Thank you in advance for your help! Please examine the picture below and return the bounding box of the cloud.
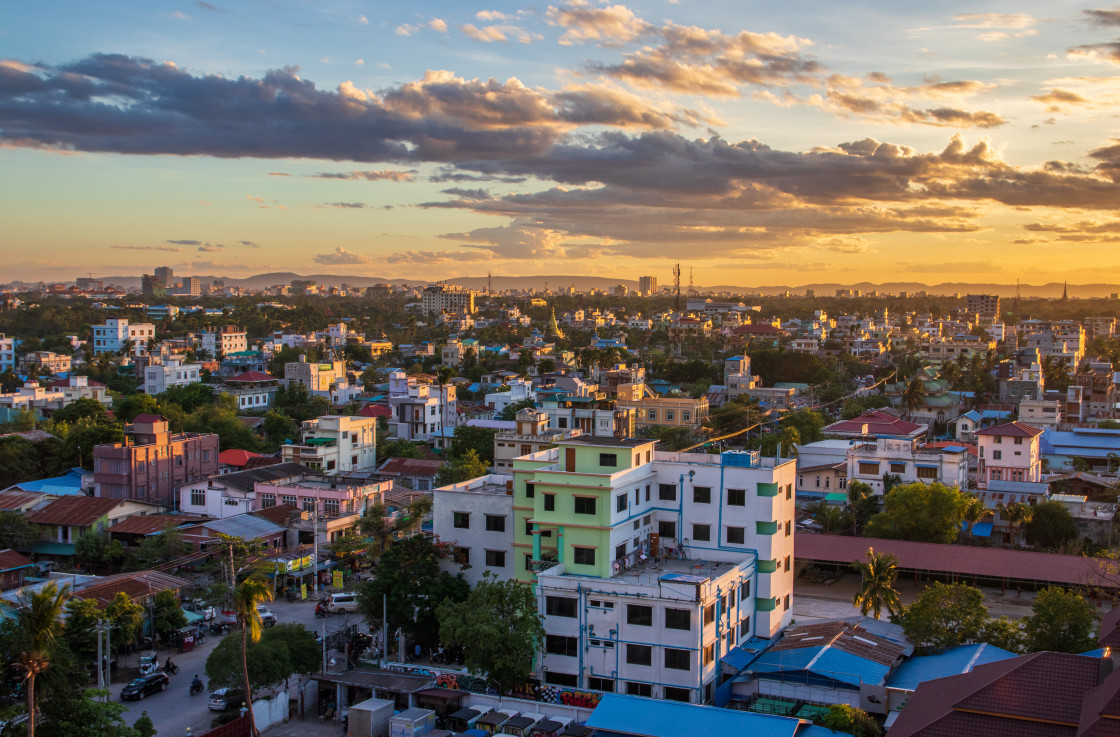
[310,170,416,181]
[166,239,202,245]
[268,171,290,177]
[1084,9,1120,26]
[357,14,369,25]
[355,59,364,66]
[396,23,418,36]
[172,11,189,21]
[383,249,493,264]
[461,23,507,42]
[327,202,366,208]
[246,195,264,202]
[197,243,224,251]
[239,240,261,248]
[1031,88,1091,112]
[440,187,491,200]
[1069,42,1120,63]
[429,18,447,33]
[195,1,224,11]
[477,11,508,21]
[951,13,1036,29]
[312,247,373,265]
[111,244,183,252]
[546,1,654,46]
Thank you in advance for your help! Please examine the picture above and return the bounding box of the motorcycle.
[163,662,180,676]
[190,680,204,696]
[314,601,329,618]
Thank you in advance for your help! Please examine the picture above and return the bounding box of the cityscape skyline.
[4,1,1120,283]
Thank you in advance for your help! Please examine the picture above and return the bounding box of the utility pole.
[105,623,110,701]
[382,594,388,669]
[96,618,104,694]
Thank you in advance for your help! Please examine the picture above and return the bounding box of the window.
[659,520,676,539]
[524,554,533,571]
[783,594,790,611]
[784,555,791,572]
[659,484,677,501]
[727,527,745,544]
[588,677,614,693]
[485,514,506,532]
[992,450,1002,460]
[994,436,1002,444]
[665,608,691,630]
[261,493,275,508]
[858,462,878,475]
[453,512,470,529]
[891,462,906,474]
[704,604,715,625]
[664,648,691,671]
[682,411,691,422]
[615,543,627,561]
[785,520,792,537]
[546,596,577,618]
[626,682,652,697]
[693,487,711,504]
[599,453,617,467]
[664,686,690,702]
[739,619,751,638]
[557,417,568,429]
[626,644,652,665]
[1014,437,1023,445]
[573,546,596,565]
[727,488,745,506]
[589,599,615,609]
[665,411,675,421]
[544,494,556,512]
[485,550,506,567]
[916,466,937,480]
[703,644,715,665]
[574,497,597,515]
[190,488,205,507]
[627,604,653,626]
[546,635,578,657]
[525,482,535,498]
[544,672,578,687]
[454,547,470,565]
[692,524,710,542]
[617,495,628,513]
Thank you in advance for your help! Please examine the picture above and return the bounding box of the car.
[120,672,169,701]
[326,592,358,614]
[185,600,215,621]
[208,687,246,712]
[257,605,276,627]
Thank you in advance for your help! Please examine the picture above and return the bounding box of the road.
[108,595,366,736]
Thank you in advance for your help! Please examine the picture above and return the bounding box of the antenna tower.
[487,271,491,296]
[689,267,694,296]
[673,263,681,313]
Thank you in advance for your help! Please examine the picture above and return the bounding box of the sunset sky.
[3,1,1120,286]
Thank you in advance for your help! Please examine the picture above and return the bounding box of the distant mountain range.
[72,273,1120,299]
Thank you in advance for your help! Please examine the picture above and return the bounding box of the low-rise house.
[376,457,444,491]
[822,410,926,441]
[26,496,160,558]
[1048,493,1117,545]
[0,550,34,590]
[216,371,279,411]
[18,351,71,375]
[178,462,312,517]
[281,415,378,474]
[795,461,847,499]
[846,437,969,496]
[975,421,1043,488]
[615,383,709,430]
[142,359,201,395]
[178,513,286,552]
[1018,398,1062,432]
[1042,426,1120,472]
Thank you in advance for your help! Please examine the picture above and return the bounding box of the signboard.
[332,571,343,589]
[300,583,307,601]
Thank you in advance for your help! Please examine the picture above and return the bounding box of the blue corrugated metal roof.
[750,645,891,687]
[584,694,800,737]
[886,643,1015,691]
[970,522,994,537]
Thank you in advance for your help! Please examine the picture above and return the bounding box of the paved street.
[108,593,367,736]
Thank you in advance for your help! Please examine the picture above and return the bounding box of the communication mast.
[673,263,681,313]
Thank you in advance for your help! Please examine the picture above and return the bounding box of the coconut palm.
[816,506,850,535]
[998,502,1034,546]
[961,496,986,541]
[17,582,71,737]
[234,576,274,737]
[852,548,903,620]
[901,377,925,421]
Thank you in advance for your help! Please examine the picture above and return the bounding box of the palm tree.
[939,361,961,391]
[846,481,871,536]
[816,506,849,535]
[852,548,902,620]
[233,576,274,737]
[17,582,70,737]
[998,502,1033,546]
[960,496,986,541]
[901,377,925,421]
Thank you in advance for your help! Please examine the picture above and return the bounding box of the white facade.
[1019,399,1062,432]
[281,415,378,473]
[386,371,459,441]
[421,284,475,315]
[846,437,969,495]
[485,379,534,417]
[143,360,201,395]
[0,334,18,371]
[433,474,516,587]
[976,422,1043,489]
[201,326,248,356]
[92,318,156,355]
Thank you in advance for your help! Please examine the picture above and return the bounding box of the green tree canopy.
[205,623,319,692]
[1024,587,1097,653]
[151,589,187,639]
[815,704,882,737]
[434,449,489,487]
[449,426,498,464]
[863,482,973,544]
[498,398,537,421]
[104,591,144,652]
[899,582,989,653]
[358,535,469,648]
[0,509,41,550]
[50,398,110,426]
[62,598,102,663]
[1024,501,1079,550]
[851,548,902,620]
[437,573,544,694]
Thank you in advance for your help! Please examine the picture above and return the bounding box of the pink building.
[975,421,1044,489]
[93,414,219,507]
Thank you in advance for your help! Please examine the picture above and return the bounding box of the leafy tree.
[159,382,216,413]
[0,509,41,550]
[130,528,190,570]
[901,377,925,419]
[184,402,261,452]
[16,581,71,737]
[437,573,544,695]
[50,398,110,425]
[449,426,498,464]
[852,548,902,620]
[780,409,827,444]
[1024,501,1078,550]
[497,398,537,421]
[899,582,988,653]
[864,482,972,544]
[206,623,319,692]
[815,704,882,737]
[434,449,489,487]
[104,591,144,653]
[378,438,429,461]
[233,576,274,737]
[38,688,142,737]
[113,394,159,424]
[133,711,156,737]
[151,589,187,640]
[1023,587,1097,653]
[53,416,125,471]
[358,535,469,648]
[62,598,102,663]
[979,616,1026,654]
[0,436,43,489]
[358,496,433,557]
[846,481,877,535]
[262,410,299,448]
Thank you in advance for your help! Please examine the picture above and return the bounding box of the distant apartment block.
[387,370,459,442]
[493,408,581,473]
[965,293,1000,321]
[638,275,658,295]
[616,383,709,430]
[421,284,475,315]
[92,318,156,355]
[17,351,71,376]
[281,414,378,474]
[201,325,248,356]
[93,414,219,506]
[0,334,18,371]
[284,356,347,397]
[142,359,201,395]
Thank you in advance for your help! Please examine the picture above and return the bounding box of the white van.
[327,591,359,614]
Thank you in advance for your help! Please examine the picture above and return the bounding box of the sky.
[3,1,1120,287]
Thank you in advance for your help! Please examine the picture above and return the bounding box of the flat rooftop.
[436,474,512,495]
[606,555,744,585]
[564,436,653,448]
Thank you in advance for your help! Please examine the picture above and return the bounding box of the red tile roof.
[924,441,979,457]
[358,404,392,418]
[249,503,299,526]
[1100,607,1120,648]
[228,371,276,383]
[796,532,1118,588]
[219,449,263,467]
[26,496,124,527]
[0,549,33,571]
[48,378,105,388]
[131,414,167,424]
[823,410,925,437]
[975,421,1044,438]
[377,458,446,477]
